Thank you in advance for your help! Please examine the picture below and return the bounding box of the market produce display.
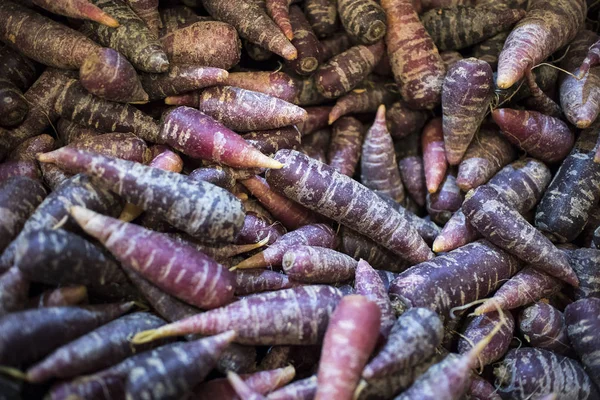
[1,0,600,399]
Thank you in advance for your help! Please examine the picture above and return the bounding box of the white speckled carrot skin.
[355,260,395,338]
[140,65,228,101]
[337,0,387,45]
[225,72,299,103]
[306,0,338,38]
[565,298,600,388]
[564,248,600,300]
[458,311,514,368]
[282,245,357,284]
[422,118,447,194]
[0,267,29,317]
[580,38,600,76]
[328,116,365,177]
[235,270,295,296]
[267,375,317,400]
[286,5,321,76]
[519,302,572,356]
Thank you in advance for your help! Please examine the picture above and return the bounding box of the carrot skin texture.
[315,295,381,400]
[242,126,302,156]
[422,118,448,193]
[318,33,351,63]
[235,214,284,246]
[159,6,204,34]
[389,240,520,320]
[39,148,245,242]
[68,132,152,163]
[432,208,479,253]
[125,0,161,37]
[57,119,102,145]
[266,150,434,264]
[306,0,338,38]
[565,298,600,388]
[8,134,55,162]
[458,311,514,368]
[535,127,600,243]
[471,31,509,70]
[81,0,169,73]
[442,58,494,165]
[464,185,578,286]
[0,45,38,92]
[327,116,365,177]
[492,109,574,164]
[201,0,297,61]
[494,348,599,399]
[361,105,405,203]
[337,0,387,45]
[399,155,426,207]
[0,302,134,367]
[197,86,308,132]
[565,248,600,300]
[0,2,101,69]
[133,286,343,345]
[0,267,29,317]
[224,72,299,103]
[0,160,40,181]
[29,285,88,309]
[266,0,293,41]
[32,0,119,27]
[382,0,445,110]
[354,260,395,338]
[580,38,600,77]
[267,375,317,400]
[496,0,586,89]
[26,312,166,383]
[282,245,357,284]
[286,5,320,76]
[160,21,241,70]
[80,48,149,103]
[0,81,28,128]
[235,270,295,296]
[329,79,396,124]
[519,302,572,356]
[426,171,464,225]
[386,101,427,139]
[362,307,443,380]
[0,177,46,253]
[292,74,328,106]
[300,128,331,163]
[467,376,501,400]
[421,5,525,51]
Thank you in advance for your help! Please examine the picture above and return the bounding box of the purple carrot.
[362,307,443,380]
[7,134,55,162]
[396,133,426,207]
[319,33,351,63]
[68,132,152,163]
[132,286,343,345]
[286,5,321,76]
[140,66,228,101]
[386,101,428,139]
[458,311,514,368]
[0,80,28,127]
[354,260,395,338]
[467,375,501,400]
[222,71,299,103]
[471,31,509,70]
[267,375,317,400]
[426,171,463,225]
[32,0,119,27]
[564,248,600,300]
[158,5,202,34]
[300,128,331,163]
[242,126,302,156]
[0,160,40,181]
[282,246,357,284]
[235,270,296,296]
[328,79,396,124]
[339,227,410,273]
[422,117,447,194]
[297,106,332,136]
[519,302,572,356]
[328,116,365,177]
[337,0,387,45]
[0,267,29,317]
[29,286,88,308]
[125,0,161,36]
[227,371,269,400]
[56,119,102,145]
[306,0,338,38]
[235,214,284,246]
[565,297,600,388]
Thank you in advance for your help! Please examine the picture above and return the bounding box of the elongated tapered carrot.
[328,116,365,177]
[266,150,434,264]
[580,38,600,78]
[243,126,302,156]
[422,117,447,194]
[355,260,395,338]
[267,0,293,41]
[426,171,463,225]
[223,71,299,103]
[282,246,357,284]
[306,0,338,38]
[32,0,119,27]
[328,79,396,124]
[8,134,55,163]
[286,5,321,76]
[125,0,161,37]
[340,227,410,273]
[38,148,246,242]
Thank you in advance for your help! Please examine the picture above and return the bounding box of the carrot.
[281,245,357,284]
[32,0,119,27]
[0,302,134,366]
[319,32,352,62]
[201,0,297,61]
[565,248,600,301]
[442,58,494,165]
[354,259,395,337]
[227,371,269,400]
[565,298,600,388]
[458,311,514,368]
[422,117,447,194]
[421,0,475,10]
[300,128,331,163]
[426,171,463,225]
[328,116,365,177]
[69,132,152,164]
[235,270,295,296]
[494,348,599,399]
[518,302,573,356]
[80,0,169,73]
[340,227,409,273]
[389,240,519,320]
[223,71,299,103]
[0,267,29,317]
[432,208,478,254]
[159,5,203,34]
[0,177,46,253]
[395,133,426,207]
[265,0,293,41]
[315,295,381,400]
[337,0,387,45]
[535,126,600,243]
[456,126,516,191]
[7,134,55,163]
[243,126,302,156]
[39,164,69,191]
[132,285,343,345]
[56,119,101,145]
[471,31,509,70]
[125,0,161,37]
[329,79,396,124]
[382,0,445,109]
[286,5,320,76]
[306,0,338,38]
[421,5,525,51]
[496,0,586,89]
[29,285,88,309]
[160,21,241,69]
[522,70,562,119]
[0,160,41,181]
[267,376,317,400]
[0,45,38,93]
[234,223,336,269]
[297,106,332,136]
[293,74,328,106]
[580,38,600,78]
[315,41,384,98]
[0,80,28,128]
[467,376,501,400]
[266,150,434,264]
[39,148,246,242]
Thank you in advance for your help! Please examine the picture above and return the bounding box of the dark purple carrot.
[396,133,426,207]
[496,0,586,89]
[26,312,166,383]
[68,132,152,164]
[159,5,203,34]
[319,33,351,62]
[522,69,562,119]
[0,45,38,93]
[300,128,331,163]
[39,148,246,242]
[337,0,387,45]
[0,267,29,317]
[315,295,380,400]
[494,348,599,399]
[458,311,514,368]
[492,108,574,164]
[235,270,295,296]
[267,375,317,400]
[535,126,600,243]
[29,286,88,308]
[329,79,397,124]
[298,107,334,137]
[266,150,434,264]
[234,224,336,270]
[57,119,102,145]
[565,297,600,388]
[125,0,161,36]
[0,177,46,253]
[292,74,328,106]
[389,240,520,320]
[519,302,572,356]
[160,21,241,70]
[315,41,384,98]
[361,105,405,203]
[80,48,149,103]
[0,80,28,128]
[236,214,284,246]
[196,86,307,132]
[40,163,70,191]
[7,134,55,163]
[0,302,134,367]
[243,126,302,156]
[439,51,463,70]
[464,185,578,286]
[422,117,447,194]
[266,0,293,41]
[471,31,509,70]
[0,160,40,181]
[306,0,338,38]
[241,176,319,230]
[442,58,494,165]
[223,72,299,103]
[354,260,395,337]
[328,116,365,177]
[80,0,169,73]
[286,5,320,76]
[71,206,236,309]
[282,246,357,284]
[202,0,297,61]
[376,269,399,291]
[132,285,343,345]
[386,101,428,140]
[426,171,464,225]
[362,307,443,380]
[456,126,516,191]
[467,376,501,400]
[564,248,600,300]
[339,227,410,273]
[580,38,600,77]
[432,209,478,254]
[32,0,119,27]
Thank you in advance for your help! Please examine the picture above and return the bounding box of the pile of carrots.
[1,0,600,398]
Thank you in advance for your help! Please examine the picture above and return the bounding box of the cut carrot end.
[233,252,267,270]
[36,151,58,163]
[282,48,298,61]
